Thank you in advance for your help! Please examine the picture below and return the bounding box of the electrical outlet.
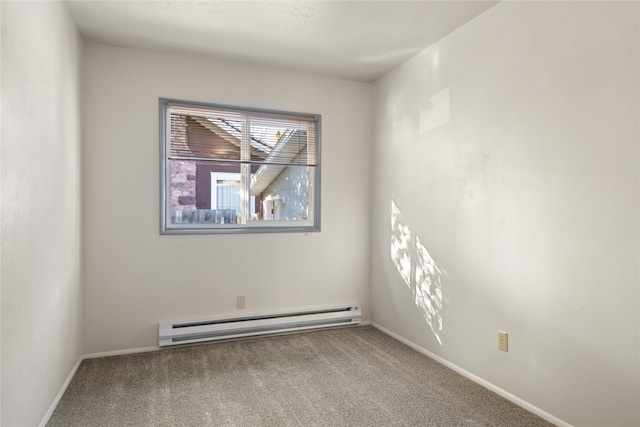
[237,296,245,309]
[498,331,508,352]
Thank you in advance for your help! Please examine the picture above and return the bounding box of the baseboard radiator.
[159,305,361,347]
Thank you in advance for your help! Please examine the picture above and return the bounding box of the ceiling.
[67,1,498,82]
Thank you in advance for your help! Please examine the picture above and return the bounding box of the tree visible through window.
[160,99,321,234]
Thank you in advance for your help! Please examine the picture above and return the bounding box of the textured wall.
[1,2,83,426]
[82,43,373,353]
[371,2,639,426]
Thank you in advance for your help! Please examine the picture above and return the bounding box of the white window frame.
[160,98,321,235]
[210,172,257,220]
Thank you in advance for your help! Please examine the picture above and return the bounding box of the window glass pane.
[169,163,313,224]
[250,129,311,165]
[254,165,313,222]
[215,180,241,211]
[171,114,242,161]
[170,161,245,225]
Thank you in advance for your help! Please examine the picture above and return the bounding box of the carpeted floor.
[47,326,553,426]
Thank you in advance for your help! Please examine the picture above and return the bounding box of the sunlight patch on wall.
[391,85,450,146]
[420,87,450,134]
[390,199,445,345]
[414,236,444,344]
[391,200,412,287]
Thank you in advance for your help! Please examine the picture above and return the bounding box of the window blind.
[167,102,317,167]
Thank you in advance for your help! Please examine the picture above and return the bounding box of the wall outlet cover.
[498,331,508,352]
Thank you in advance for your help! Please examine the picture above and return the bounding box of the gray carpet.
[47,326,553,426]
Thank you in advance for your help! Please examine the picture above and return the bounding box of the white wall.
[371,2,639,426]
[1,1,83,426]
[82,43,372,354]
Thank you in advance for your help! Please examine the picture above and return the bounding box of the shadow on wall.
[390,198,447,345]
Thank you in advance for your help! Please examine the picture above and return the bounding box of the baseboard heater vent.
[159,305,361,347]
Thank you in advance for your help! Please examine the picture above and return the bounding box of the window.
[160,98,321,234]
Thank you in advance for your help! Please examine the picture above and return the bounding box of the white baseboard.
[39,345,160,426]
[38,357,83,427]
[79,322,369,361]
[82,345,160,360]
[371,322,572,427]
